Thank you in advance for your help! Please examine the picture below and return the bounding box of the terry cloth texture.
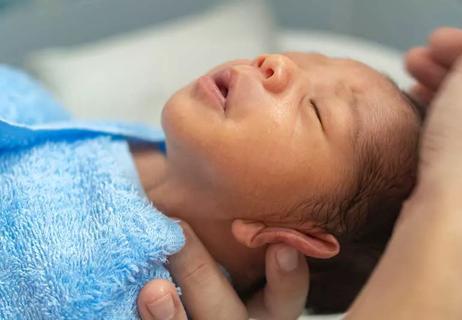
[0,66,184,319]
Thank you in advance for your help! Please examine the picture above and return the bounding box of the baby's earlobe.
[231,219,340,259]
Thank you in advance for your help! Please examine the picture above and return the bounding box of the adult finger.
[169,221,248,320]
[247,245,309,320]
[409,83,434,106]
[428,27,462,68]
[405,47,447,90]
[138,279,188,320]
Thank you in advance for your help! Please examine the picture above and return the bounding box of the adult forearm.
[347,186,462,320]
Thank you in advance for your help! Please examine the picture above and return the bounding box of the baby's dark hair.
[305,88,424,313]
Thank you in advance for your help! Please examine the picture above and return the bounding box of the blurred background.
[2,0,462,63]
[0,0,460,126]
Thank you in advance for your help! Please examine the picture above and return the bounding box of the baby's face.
[162,52,412,228]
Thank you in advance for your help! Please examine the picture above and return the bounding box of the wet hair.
[305,88,424,313]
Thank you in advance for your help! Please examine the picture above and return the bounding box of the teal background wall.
[1,0,461,64]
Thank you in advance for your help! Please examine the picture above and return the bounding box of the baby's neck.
[129,143,167,194]
[129,143,266,295]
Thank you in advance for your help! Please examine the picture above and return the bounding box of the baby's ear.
[231,219,340,259]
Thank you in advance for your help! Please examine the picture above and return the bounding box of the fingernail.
[147,293,175,320]
[276,247,299,272]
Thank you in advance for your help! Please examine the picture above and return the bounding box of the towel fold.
[0,66,184,319]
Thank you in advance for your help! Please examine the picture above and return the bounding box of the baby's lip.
[196,75,226,111]
[211,68,235,112]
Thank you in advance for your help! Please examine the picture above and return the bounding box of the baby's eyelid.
[309,98,324,131]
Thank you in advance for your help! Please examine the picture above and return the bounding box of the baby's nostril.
[264,68,274,78]
[256,56,265,68]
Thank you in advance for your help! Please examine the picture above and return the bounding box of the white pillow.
[26,1,275,126]
[277,29,412,88]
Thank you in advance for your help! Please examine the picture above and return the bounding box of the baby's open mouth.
[216,78,229,100]
[212,69,233,110]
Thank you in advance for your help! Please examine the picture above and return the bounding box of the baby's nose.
[253,54,294,93]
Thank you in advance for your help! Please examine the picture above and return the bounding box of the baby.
[0,52,421,317]
[132,52,421,312]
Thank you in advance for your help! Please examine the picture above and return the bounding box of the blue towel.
[0,66,185,319]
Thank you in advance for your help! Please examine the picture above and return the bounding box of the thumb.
[248,244,309,320]
[137,279,187,320]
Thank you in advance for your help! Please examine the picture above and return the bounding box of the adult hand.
[405,27,462,105]
[138,222,309,320]
[405,27,462,194]
[413,51,462,192]
[348,28,462,320]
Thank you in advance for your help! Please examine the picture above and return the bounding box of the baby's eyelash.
[310,99,324,130]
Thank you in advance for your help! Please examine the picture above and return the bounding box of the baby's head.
[159,52,421,310]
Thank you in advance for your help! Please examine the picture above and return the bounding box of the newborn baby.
[0,52,421,317]
[133,52,421,311]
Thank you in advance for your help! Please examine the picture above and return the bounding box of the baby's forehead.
[283,51,329,65]
[285,53,416,153]
[283,51,365,67]
[283,51,390,86]
[284,51,405,112]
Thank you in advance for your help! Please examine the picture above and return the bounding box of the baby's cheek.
[210,151,281,206]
